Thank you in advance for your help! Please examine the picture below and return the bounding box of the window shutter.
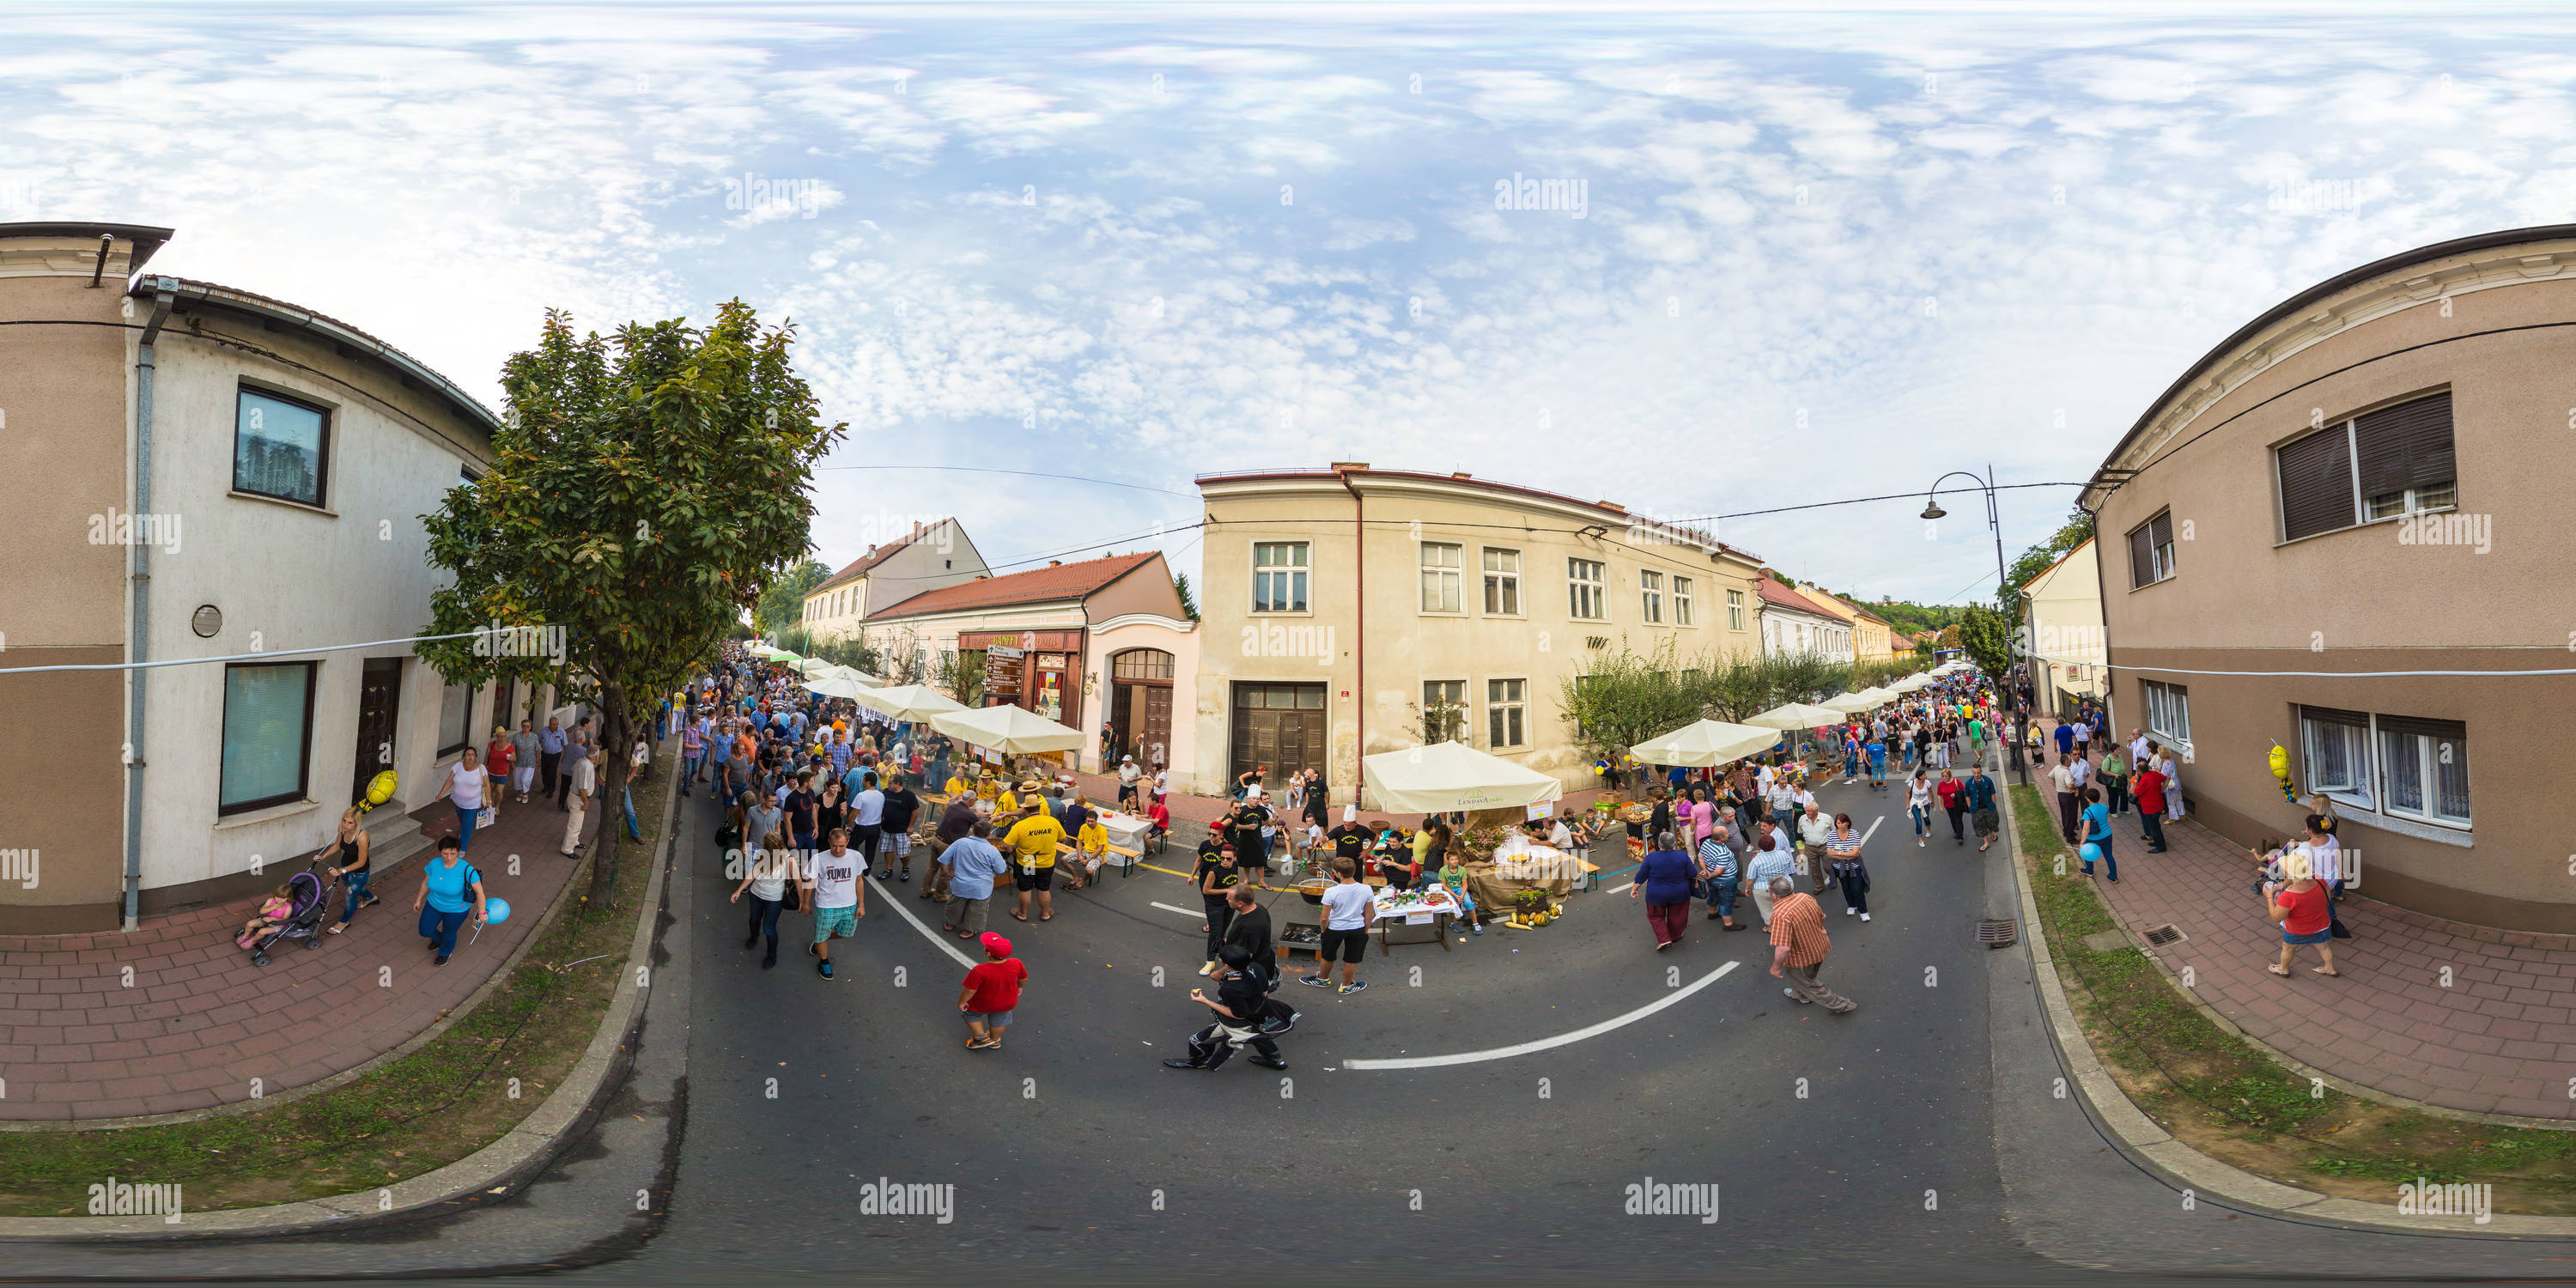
[2299,704,2368,728]
[2127,523,2154,587]
[2374,714,2465,741]
[2276,426,2355,541]
[2353,392,2454,500]
[2148,513,2173,568]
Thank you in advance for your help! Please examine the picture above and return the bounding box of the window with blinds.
[2296,705,2470,828]
[2125,511,2175,589]
[2277,391,2454,541]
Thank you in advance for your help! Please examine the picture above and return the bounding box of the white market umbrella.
[930,703,1085,755]
[1857,686,1900,704]
[1747,702,1844,730]
[1891,674,1935,693]
[1362,740,1564,814]
[1821,690,1884,714]
[855,683,967,721]
[1630,719,1784,768]
[802,674,870,700]
[823,664,883,687]
[795,657,837,677]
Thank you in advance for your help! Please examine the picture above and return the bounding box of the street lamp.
[1924,465,2023,781]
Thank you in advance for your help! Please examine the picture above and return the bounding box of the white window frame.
[1726,587,1747,630]
[1486,677,1528,749]
[1639,569,1663,624]
[1672,576,1694,626]
[1422,678,1468,744]
[1481,547,1522,617]
[2140,678,2190,750]
[1568,558,1607,621]
[2298,708,2372,811]
[2377,719,2470,829]
[2365,481,2458,523]
[1419,541,1464,614]
[1252,541,1310,614]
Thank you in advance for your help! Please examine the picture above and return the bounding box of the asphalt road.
[10,752,2576,1285]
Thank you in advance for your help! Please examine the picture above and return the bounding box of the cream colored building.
[799,517,987,644]
[2017,536,2105,718]
[1795,584,1896,661]
[1194,464,1768,808]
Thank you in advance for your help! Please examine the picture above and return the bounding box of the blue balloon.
[483,896,513,925]
[2078,843,2101,863]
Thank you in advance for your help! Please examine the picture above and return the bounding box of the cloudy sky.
[8,3,2570,603]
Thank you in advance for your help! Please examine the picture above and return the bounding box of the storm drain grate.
[1977,917,2019,949]
[2140,922,2186,949]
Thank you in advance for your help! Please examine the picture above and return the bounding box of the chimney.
[1330,460,1370,473]
[1049,560,1062,568]
[1451,471,1471,480]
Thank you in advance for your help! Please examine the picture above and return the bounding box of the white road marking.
[865,873,977,968]
[1861,814,1884,846]
[1606,881,1636,895]
[1150,902,1201,917]
[1343,961,1740,1070]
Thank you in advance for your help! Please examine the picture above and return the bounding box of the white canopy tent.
[1821,690,1885,714]
[1747,702,1844,730]
[1361,740,1564,815]
[1630,719,1784,768]
[929,703,1086,755]
[801,674,871,701]
[853,684,967,721]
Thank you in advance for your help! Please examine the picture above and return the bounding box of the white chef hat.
[1343,804,1358,823]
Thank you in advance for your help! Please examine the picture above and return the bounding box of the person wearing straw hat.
[2265,848,2338,977]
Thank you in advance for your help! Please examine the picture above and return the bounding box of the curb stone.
[0,754,683,1241]
[1997,775,2576,1240]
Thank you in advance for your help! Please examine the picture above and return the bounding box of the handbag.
[780,878,803,912]
[477,805,497,829]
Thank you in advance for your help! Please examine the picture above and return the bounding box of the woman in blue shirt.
[2080,785,2116,883]
[410,835,489,965]
[1631,831,1698,951]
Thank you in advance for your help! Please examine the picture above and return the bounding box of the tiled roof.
[1757,575,1842,618]
[866,551,1158,621]
[816,519,951,592]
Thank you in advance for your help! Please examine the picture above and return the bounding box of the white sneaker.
[1844,906,1855,915]
[1860,913,1871,921]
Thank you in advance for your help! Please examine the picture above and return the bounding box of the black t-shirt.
[1212,969,1266,1024]
[1328,823,1370,860]
[879,787,920,833]
[1223,904,1273,962]
[1229,804,1268,848]
[786,790,817,832]
[1194,846,1235,895]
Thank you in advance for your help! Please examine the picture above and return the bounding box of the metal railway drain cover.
[2140,922,2186,949]
[1977,917,2018,949]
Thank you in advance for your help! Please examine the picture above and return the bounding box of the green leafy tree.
[1558,637,1706,796]
[756,559,830,635]
[423,302,845,904]
[935,647,986,706]
[1958,602,2015,680]
[1173,572,1201,623]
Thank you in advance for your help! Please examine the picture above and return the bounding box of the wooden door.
[355,658,404,805]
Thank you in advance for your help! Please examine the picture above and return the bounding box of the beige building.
[1757,576,1852,661]
[1795,584,1896,661]
[861,552,1197,783]
[2085,224,2576,933]
[1194,464,1767,807]
[799,517,987,644]
[0,222,521,931]
[2018,537,2106,719]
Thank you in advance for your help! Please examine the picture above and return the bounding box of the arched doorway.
[1108,648,1176,770]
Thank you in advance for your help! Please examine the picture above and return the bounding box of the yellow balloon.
[2267,744,2290,781]
[366,770,398,806]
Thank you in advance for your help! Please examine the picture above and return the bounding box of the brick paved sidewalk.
[0,771,626,1122]
[2082,811,2576,1121]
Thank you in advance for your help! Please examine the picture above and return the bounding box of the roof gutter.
[123,283,174,932]
[133,276,501,438]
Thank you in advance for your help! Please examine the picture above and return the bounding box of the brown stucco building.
[2083,226,2576,933]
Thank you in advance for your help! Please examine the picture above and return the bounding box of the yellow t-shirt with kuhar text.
[1002,815,1065,868]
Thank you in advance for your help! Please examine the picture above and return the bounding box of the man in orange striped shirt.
[1766,878,1856,1013]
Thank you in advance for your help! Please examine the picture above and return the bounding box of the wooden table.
[1370,887,1460,951]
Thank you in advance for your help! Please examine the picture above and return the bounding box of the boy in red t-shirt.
[958,932,1030,1050]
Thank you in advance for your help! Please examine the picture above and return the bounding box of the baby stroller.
[242,862,335,967]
